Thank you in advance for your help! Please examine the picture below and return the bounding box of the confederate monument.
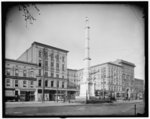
[76,17,95,102]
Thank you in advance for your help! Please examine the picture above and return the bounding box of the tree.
[18,4,40,26]
[2,3,40,27]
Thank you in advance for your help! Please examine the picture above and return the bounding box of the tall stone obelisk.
[79,17,95,101]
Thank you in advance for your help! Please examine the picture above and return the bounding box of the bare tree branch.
[18,4,40,27]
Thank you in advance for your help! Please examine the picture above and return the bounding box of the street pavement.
[4,100,145,116]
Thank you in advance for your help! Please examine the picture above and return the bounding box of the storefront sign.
[5,90,15,97]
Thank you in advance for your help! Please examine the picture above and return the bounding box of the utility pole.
[42,48,45,102]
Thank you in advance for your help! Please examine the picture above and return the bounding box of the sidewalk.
[5,101,84,108]
[114,100,143,104]
[5,100,143,108]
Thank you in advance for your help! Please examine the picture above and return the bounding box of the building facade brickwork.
[133,78,144,99]
[5,59,38,101]
[76,62,123,99]
[14,42,76,101]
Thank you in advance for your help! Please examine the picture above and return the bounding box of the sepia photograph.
[2,1,148,117]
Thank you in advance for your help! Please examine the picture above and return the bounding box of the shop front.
[37,89,67,101]
[68,91,77,100]
[19,89,35,101]
[5,89,15,102]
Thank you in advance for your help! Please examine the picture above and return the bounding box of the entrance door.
[126,89,129,100]
[25,91,30,101]
[15,90,18,101]
[49,90,55,101]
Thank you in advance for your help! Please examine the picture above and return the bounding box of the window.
[51,73,53,78]
[56,63,59,71]
[45,61,48,71]
[45,72,48,77]
[57,81,59,88]
[122,74,125,79]
[62,75,64,79]
[126,75,128,80]
[15,69,19,76]
[23,80,27,87]
[56,63,59,68]
[38,80,41,87]
[51,81,54,87]
[30,81,34,88]
[30,71,34,77]
[51,53,54,61]
[56,54,59,62]
[56,74,59,78]
[15,80,18,87]
[39,50,42,58]
[39,60,42,67]
[62,82,64,88]
[39,69,41,76]
[45,80,48,87]
[23,70,27,77]
[62,64,64,71]
[51,62,54,68]
[6,68,10,75]
[6,79,10,87]
[62,56,65,62]
[44,49,48,59]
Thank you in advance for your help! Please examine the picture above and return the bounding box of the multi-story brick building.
[67,69,79,99]
[76,62,123,99]
[114,59,135,99]
[134,78,144,99]
[17,42,70,101]
[76,60,136,100]
[5,59,38,101]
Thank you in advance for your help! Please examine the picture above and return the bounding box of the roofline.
[32,41,69,53]
[5,58,38,66]
[90,62,122,68]
[67,68,78,71]
[108,62,123,67]
[77,61,122,71]
[116,59,136,67]
[134,78,144,81]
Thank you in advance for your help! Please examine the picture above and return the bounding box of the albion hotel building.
[5,42,143,101]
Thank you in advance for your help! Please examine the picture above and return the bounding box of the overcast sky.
[6,4,144,79]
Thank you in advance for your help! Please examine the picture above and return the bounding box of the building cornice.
[36,76,68,81]
[5,58,38,67]
[116,59,136,67]
[67,69,78,71]
[5,75,37,81]
[32,41,69,53]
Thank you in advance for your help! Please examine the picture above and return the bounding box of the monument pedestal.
[75,81,95,103]
[75,82,88,103]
